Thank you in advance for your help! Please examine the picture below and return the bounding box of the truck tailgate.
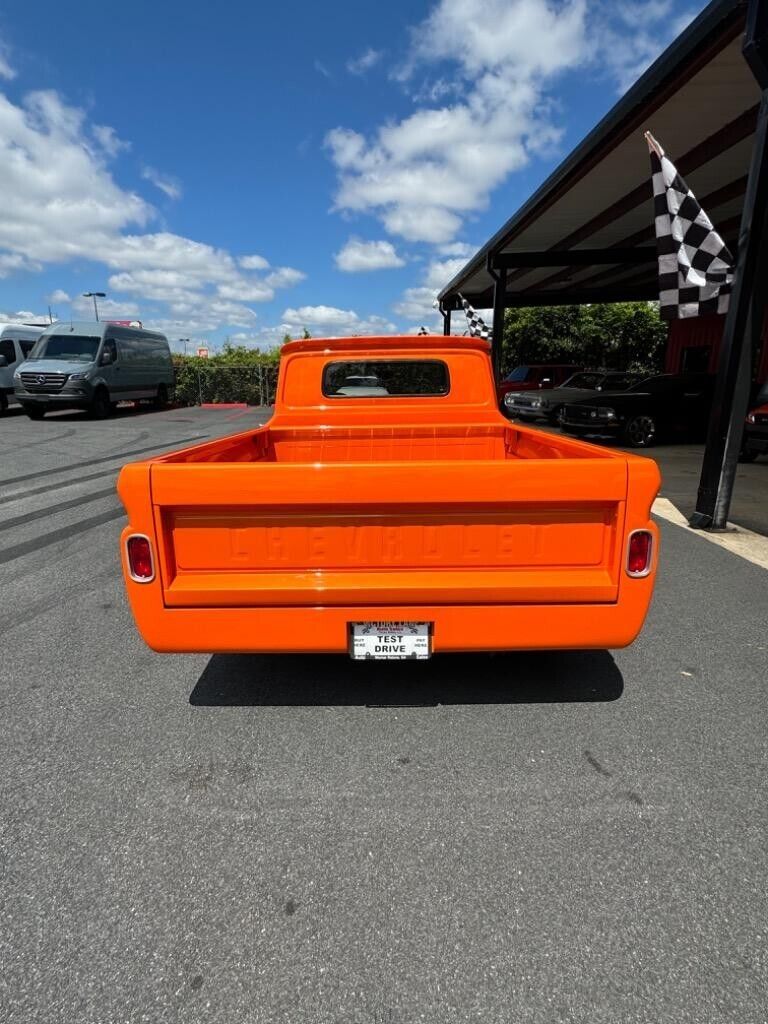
[149,460,627,607]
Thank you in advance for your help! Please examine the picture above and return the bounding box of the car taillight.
[126,535,154,582]
[627,530,653,577]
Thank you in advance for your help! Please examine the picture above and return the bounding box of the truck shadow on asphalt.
[189,650,623,707]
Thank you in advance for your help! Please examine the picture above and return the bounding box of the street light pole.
[83,291,106,321]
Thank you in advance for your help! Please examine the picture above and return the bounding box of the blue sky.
[0,0,704,350]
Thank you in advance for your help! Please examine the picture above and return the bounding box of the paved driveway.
[1,406,767,1023]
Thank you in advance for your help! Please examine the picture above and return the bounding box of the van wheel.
[153,384,169,409]
[623,414,657,448]
[25,405,46,420]
[0,392,7,415]
[90,388,111,419]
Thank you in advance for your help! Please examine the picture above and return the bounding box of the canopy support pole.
[690,0,768,530]
[487,258,507,383]
[440,305,451,336]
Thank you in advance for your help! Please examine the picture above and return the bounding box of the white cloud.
[217,280,274,302]
[437,241,476,258]
[264,266,306,289]
[72,295,141,320]
[326,0,586,243]
[0,89,152,263]
[393,286,438,321]
[239,254,270,271]
[326,0,692,244]
[93,124,130,158]
[335,238,405,272]
[0,308,48,323]
[0,253,40,277]
[393,255,469,319]
[47,288,70,303]
[141,166,182,201]
[281,305,397,337]
[347,48,382,75]
[0,74,304,337]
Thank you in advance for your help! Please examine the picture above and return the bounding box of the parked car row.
[1,321,175,419]
[502,366,766,456]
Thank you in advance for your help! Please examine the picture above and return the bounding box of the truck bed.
[118,422,656,620]
[156,422,614,464]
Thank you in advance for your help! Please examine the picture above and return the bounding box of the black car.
[560,373,714,448]
[503,370,644,423]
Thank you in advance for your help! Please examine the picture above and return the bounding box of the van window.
[0,339,15,364]
[20,340,36,357]
[29,335,101,362]
[323,360,450,398]
[101,339,117,364]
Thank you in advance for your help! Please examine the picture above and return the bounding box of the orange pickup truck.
[118,336,660,658]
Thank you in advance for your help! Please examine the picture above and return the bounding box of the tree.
[501,302,668,377]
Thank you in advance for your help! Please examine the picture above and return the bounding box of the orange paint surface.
[118,336,660,653]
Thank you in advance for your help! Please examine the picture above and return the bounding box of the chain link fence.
[173,362,279,407]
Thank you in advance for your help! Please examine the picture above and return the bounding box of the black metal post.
[692,99,768,528]
[487,260,507,383]
[440,305,451,335]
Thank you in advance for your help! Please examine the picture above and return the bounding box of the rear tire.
[0,391,7,415]
[623,414,657,448]
[25,405,46,420]
[153,383,169,409]
[90,388,111,420]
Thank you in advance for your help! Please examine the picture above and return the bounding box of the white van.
[0,323,46,414]
[14,321,175,419]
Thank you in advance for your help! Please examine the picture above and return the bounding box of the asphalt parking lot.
[1,405,767,1023]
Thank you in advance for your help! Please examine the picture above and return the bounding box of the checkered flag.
[459,294,492,340]
[417,325,429,335]
[646,131,734,320]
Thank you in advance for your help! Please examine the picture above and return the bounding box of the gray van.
[0,323,46,414]
[14,321,175,419]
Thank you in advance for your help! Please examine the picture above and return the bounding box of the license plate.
[350,621,432,660]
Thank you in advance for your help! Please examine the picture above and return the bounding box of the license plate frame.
[349,621,432,661]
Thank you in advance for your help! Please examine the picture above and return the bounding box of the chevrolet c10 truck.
[118,336,660,659]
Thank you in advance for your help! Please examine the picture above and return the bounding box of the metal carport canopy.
[437,0,758,313]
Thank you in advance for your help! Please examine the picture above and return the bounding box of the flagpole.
[690,0,768,530]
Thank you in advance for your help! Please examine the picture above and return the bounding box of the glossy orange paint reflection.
[118,337,660,654]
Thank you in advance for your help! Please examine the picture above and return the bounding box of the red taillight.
[627,530,653,577]
[126,535,154,581]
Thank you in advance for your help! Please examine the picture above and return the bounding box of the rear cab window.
[322,360,450,398]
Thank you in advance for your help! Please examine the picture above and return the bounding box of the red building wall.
[666,312,768,385]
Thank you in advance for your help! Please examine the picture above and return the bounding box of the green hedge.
[172,352,280,406]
